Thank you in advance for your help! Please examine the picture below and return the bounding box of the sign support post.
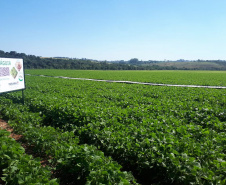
[22,90,25,105]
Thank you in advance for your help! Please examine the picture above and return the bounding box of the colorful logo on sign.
[19,75,23,81]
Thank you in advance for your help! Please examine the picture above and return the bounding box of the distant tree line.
[0,50,175,70]
[1,50,226,70]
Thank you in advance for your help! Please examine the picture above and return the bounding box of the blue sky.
[1,0,226,61]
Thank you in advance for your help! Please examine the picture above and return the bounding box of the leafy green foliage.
[0,129,58,185]
[1,70,226,184]
[0,98,138,184]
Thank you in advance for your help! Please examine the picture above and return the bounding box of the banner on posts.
[0,58,25,93]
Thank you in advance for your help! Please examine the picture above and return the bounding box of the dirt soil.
[0,119,23,141]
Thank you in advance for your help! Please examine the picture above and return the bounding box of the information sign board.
[0,58,25,93]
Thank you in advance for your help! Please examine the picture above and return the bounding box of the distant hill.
[145,61,226,70]
[1,50,226,70]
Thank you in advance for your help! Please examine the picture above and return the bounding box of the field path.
[26,74,226,89]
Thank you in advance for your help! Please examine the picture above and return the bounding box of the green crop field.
[26,69,226,86]
[1,70,226,184]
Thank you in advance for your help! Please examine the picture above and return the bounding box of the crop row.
[0,129,58,184]
[2,75,226,184]
[0,98,138,185]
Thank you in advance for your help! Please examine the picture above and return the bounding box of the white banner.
[0,58,25,93]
